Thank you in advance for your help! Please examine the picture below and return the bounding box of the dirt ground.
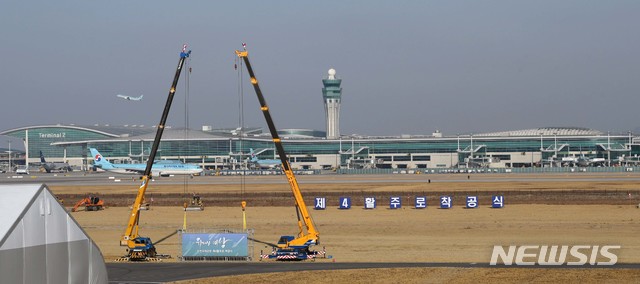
[173,268,640,284]
[52,173,640,282]
[70,205,639,264]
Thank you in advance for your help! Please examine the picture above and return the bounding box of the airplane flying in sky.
[40,151,73,173]
[117,94,144,101]
[248,148,281,169]
[89,148,203,176]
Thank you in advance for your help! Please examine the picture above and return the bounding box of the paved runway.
[106,262,640,283]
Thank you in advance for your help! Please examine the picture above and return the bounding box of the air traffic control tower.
[322,68,342,139]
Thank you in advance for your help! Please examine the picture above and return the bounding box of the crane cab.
[277,235,295,247]
[127,237,157,261]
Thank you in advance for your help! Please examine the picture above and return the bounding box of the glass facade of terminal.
[2,126,116,160]
[2,125,637,169]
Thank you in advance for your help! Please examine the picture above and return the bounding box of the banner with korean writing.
[182,233,248,257]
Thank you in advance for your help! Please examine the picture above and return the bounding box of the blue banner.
[415,196,427,209]
[314,197,326,210]
[339,197,351,209]
[440,196,452,208]
[182,233,248,257]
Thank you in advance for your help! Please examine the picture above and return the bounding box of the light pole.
[628,131,632,165]
[8,140,11,172]
[470,134,474,157]
[607,131,611,166]
[539,133,544,167]
[540,133,543,151]
[468,133,474,168]
[554,132,557,158]
[553,132,557,167]
[350,137,355,169]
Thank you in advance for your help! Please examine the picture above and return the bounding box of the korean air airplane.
[248,148,282,169]
[89,148,202,176]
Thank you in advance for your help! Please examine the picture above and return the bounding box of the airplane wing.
[118,166,146,174]
[120,167,170,177]
[95,163,146,175]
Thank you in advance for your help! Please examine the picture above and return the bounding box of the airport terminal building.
[1,124,638,171]
[2,69,638,172]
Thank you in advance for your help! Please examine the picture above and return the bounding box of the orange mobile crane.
[236,45,323,260]
[117,45,191,261]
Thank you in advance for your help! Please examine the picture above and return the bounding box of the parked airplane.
[89,148,202,176]
[40,151,73,173]
[117,94,144,101]
[576,156,606,167]
[248,148,281,169]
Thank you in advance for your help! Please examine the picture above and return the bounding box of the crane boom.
[119,45,191,260]
[235,48,320,252]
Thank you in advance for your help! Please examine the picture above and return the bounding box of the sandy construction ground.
[50,173,640,282]
[70,204,639,264]
[174,267,640,284]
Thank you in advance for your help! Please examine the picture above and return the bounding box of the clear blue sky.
[2,1,639,149]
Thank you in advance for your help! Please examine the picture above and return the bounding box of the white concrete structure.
[322,68,343,139]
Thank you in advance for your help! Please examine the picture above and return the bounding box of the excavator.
[236,45,324,261]
[71,196,104,212]
[117,45,191,261]
[184,193,204,211]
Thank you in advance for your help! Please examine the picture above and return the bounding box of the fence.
[337,166,640,175]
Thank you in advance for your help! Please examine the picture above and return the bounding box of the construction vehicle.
[236,45,324,261]
[72,196,104,212]
[129,197,151,211]
[184,193,204,211]
[117,45,191,261]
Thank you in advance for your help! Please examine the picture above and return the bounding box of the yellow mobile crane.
[118,45,191,261]
[236,45,323,260]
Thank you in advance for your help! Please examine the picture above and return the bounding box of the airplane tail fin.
[39,151,52,172]
[89,148,113,169]
[249,148,258,162]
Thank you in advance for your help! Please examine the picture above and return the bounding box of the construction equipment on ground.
[236,45,325,261]
[116,45,191,262]
[71,196,104,212]
[130,197,151,211]
[139,201,151,210]
[184,193,204,211]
